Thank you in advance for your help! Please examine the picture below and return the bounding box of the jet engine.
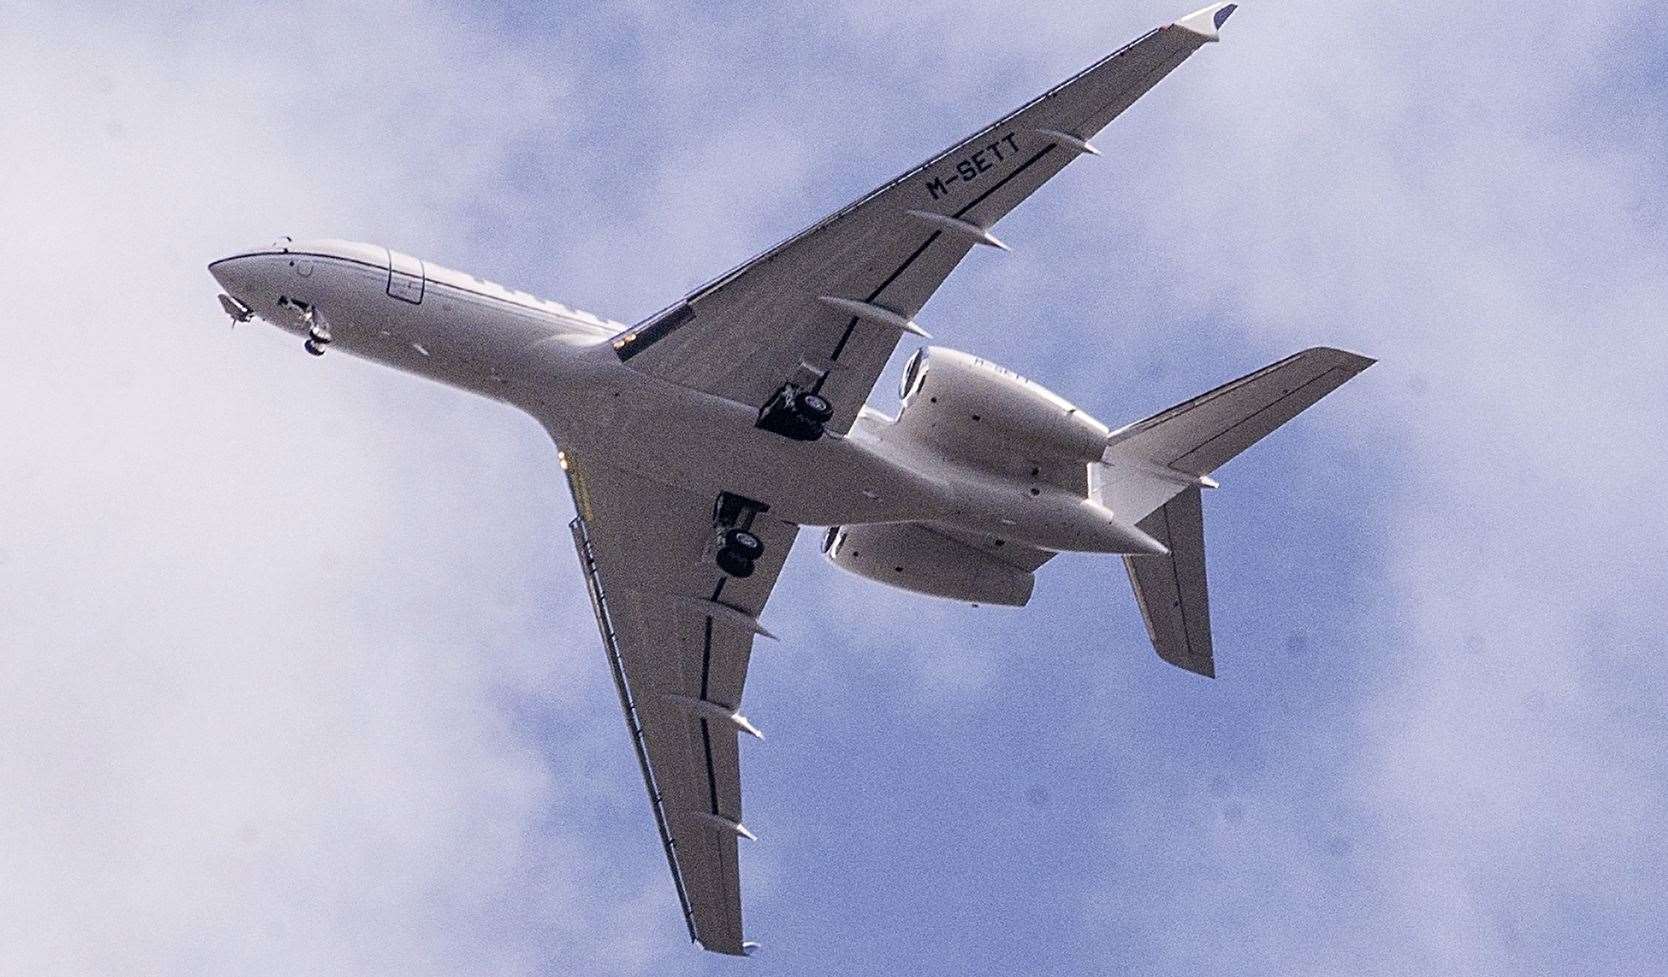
[822,522,1035,607]
[891,347,1110,464]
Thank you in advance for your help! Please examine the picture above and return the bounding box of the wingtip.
[1338,349,1379,372]
[1163,653,1217,678]
[1173,2,1239,42]
[1301,346,1377,373]
[696,937,758,958]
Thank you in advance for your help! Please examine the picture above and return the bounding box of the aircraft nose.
[209,251,263,291]
[209,251,274,324]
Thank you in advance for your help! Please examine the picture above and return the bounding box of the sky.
[2,1,1665,974]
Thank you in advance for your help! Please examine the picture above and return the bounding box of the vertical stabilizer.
[1124,486,1214,677]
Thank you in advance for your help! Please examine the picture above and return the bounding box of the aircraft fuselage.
[209,239,1161,554]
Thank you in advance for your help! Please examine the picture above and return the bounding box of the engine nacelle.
[892,347,1109,463]
[822,522,1035,606]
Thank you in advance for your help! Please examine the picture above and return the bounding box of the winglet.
[1173,2,1238,42]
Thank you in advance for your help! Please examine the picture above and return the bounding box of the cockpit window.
[821,526,841,554]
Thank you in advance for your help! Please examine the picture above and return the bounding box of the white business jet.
[210,3,1370,955]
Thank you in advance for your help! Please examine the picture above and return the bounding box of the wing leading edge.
[612,3,1241,435]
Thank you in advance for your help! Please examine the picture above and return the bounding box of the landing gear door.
[386,248,425,304]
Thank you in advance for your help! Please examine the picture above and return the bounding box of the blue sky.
[3,2,1665,975]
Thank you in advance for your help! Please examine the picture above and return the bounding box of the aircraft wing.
[610,3,1241,433]
[562,450,797,956]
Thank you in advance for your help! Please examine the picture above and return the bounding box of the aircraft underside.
[205,1,1376,957]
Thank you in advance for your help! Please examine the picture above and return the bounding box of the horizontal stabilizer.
[1105,347,1374,478]
[1124,485,1214,676]
[1096,347,1373,524]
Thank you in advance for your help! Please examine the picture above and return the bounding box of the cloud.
[0,3,683,974]
[1047,3,1668,974]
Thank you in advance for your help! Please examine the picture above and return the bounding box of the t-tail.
[1093,347,1375,677]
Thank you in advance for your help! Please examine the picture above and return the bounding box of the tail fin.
[1125,486,1214,676]
[1102,347,1374,677]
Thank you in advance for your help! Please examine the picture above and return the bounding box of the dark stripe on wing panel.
[829,230,944,363]
[828,316,863,364]
[701,718,720,814]
[953,145,1055,221]
[826,145,1052,367]
[700,613,721,814]
[700,616,713,700]
[867,231,944,303]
